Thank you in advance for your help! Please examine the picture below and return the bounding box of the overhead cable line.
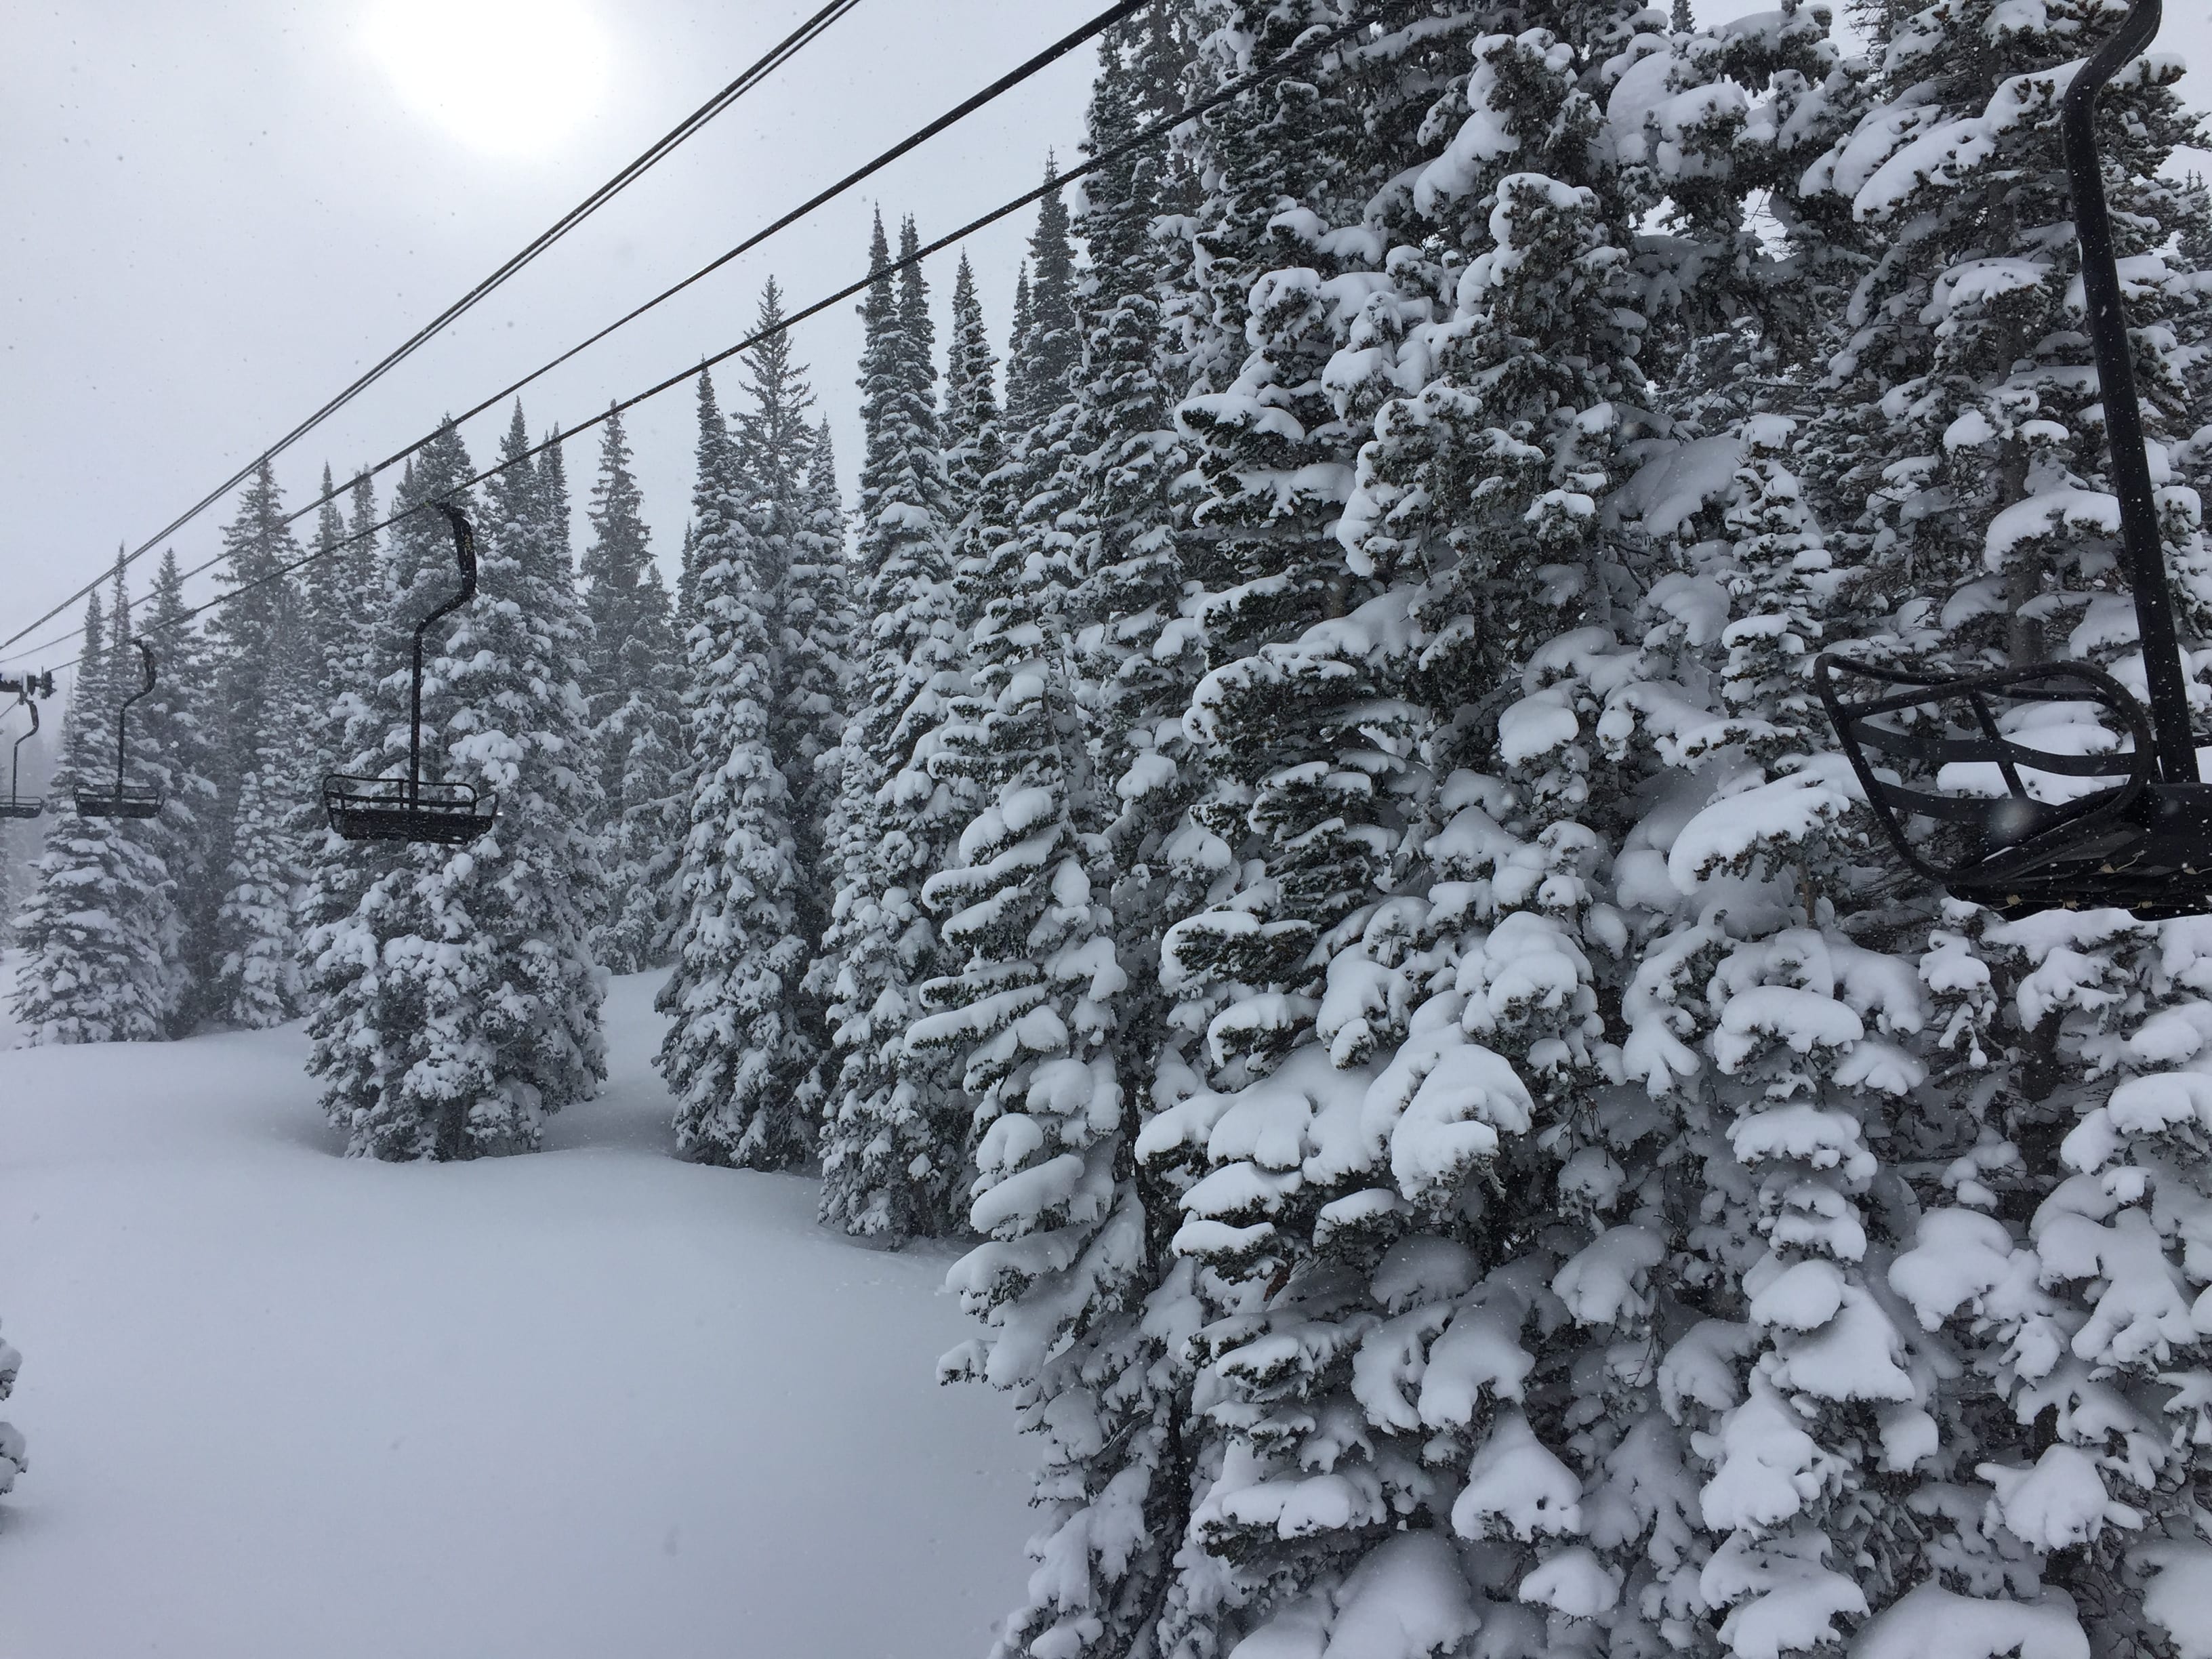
[33,1,1395,677]
[1,0,1158,672]
[0,0,865,660]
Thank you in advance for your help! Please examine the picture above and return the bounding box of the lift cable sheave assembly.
[1,694,43,821]
[322,504,498,846]
[0,0,864,668]
[1813,0,2212,919]
[75,642,164,821]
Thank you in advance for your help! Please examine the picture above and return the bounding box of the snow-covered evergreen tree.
[579,408,653,788]
[792,417,855,935]
[302,464,354,689]
[732,282,850,1044]
[302,414,605,1159]
[579,409,683,972]
[306,466,388,861]
[816,213,973,1237]
[203,459,309,1029]
[1118,5,1881,1654]
[1070,11,1211,1092]
[1007,158,1084,438]
[140,550,222,1033]
[328,466,386,723]
[10,569,174,1044]
[655,369,815,1168]
[1009,261,1036,409]
[210,583,320,1029]
[947,24,1216,1653]
[1768,1,2212,1648]
[0,1319,22,1500]
[943,253,1006,579]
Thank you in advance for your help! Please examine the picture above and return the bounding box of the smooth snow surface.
[0,968,1032,1658]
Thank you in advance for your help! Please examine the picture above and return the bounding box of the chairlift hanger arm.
[117,640,155,792]
[2062,0,2194,781]
[409,506,477,805]
[6,694,41,819]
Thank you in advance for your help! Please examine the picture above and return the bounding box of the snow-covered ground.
[0,968,1033,1659]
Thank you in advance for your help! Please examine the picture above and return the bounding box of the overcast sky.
[4,0,2209,681]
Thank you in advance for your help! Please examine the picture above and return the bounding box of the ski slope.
[0,968,1034,1659]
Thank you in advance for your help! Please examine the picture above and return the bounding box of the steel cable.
[0,0,866,658]
[32,1,1395,674]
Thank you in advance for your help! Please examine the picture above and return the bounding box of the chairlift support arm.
[114,641,155,802]
[2062,0,2194,781]
[11,694,37,806]
[410,504,477,806]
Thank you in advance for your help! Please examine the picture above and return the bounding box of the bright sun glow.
[361,0,610,157]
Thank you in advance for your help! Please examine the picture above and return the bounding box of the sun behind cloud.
[361,0,611,158]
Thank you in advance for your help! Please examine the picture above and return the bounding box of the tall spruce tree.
[947,22,1221,1655]
[732,287,850,1075]
[1756,1,2212,1648]
[1117,4,1877,1654]
[1008,263,1036,428]
[1071,14,1210,1090]
[203,460,308,1028]
[656,369,815,1167]
[11,570,174,1044]
[304,464,352,683]
[1006,158,1083,436]
[211,582,319,1028]
[142,550,222,1031]
[943,253,1006,579]
[312,468,388,851]
[792,416,856,918]
[579,409,682,971]
[817,211,972,1236]
[580,408,654,781]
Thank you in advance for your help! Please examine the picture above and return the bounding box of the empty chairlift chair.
[321,501,499,845]
[1,695,43,821]
[75,640,165,820]
[1814,0,2212,920]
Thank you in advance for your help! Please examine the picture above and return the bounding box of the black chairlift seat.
[1815,0,2212,921]
[323,775,496,845]
[1,693,43,820]
[75,640,165,821]
[323,501,498,846]
[76,787,163,821]
[1815,655,2212,919]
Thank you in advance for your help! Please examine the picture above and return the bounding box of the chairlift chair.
[1,694,43,820]
[321,502,498,846]
[1813,0,2212,920]
[75,640,165,820]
